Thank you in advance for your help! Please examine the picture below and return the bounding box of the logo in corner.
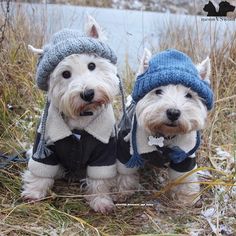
[203,1,235,16]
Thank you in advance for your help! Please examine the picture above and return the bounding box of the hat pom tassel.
[167,146,187,164]
[33,141,53,159]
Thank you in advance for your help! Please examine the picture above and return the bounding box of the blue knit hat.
[126,49,214,168]
[36,29,117,91]
[132,49,213,110]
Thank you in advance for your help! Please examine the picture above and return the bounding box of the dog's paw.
[21,189,47,201]
[168,169,200,206]
[89,196,115,214]
[21,170,54,201]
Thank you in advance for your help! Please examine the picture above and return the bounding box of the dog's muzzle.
[80,89,95,102]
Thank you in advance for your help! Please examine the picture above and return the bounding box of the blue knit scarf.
[126,115,201,168]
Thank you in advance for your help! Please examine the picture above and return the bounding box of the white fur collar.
[41,103,116,144]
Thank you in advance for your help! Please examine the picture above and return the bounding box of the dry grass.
[0,3,236,236]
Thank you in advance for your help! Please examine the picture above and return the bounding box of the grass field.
[0,3,236,235]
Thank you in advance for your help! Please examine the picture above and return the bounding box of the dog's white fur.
[49,53,119,120]
[85,178,115,213]
[84,14,107,41]
[168,165,200,204]
[22,170,55,200]
[136,84,207,136]
[117,48,211,204]
[22,16,119,213]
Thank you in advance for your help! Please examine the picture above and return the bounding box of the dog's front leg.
[168,164,200,205]
[22,158,60,200]
[115,160,139,202]
[85,165,116,213]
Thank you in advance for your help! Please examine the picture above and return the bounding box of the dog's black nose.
[166,109,181,121]
[80,89,95,102]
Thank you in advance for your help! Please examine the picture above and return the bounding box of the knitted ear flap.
[117,73,144,168]
[33,98,53,159]
[118,48,152,127]
[117,74,131,131]
[125,115,144,168]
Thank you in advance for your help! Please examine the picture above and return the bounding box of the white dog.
[117,48,214,204]
[22,16,120,213]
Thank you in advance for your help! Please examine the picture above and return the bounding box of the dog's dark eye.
[88,62,96,71]
[185,93,192,99]
[155,89,163,95]
[62,70,71,79]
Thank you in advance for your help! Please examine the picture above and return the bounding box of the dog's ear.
[84,15,107,41]
[28,45,43,55]
[137,48,152,76]
[196,57,211,84]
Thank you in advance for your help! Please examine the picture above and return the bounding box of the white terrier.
[22,16,120,213]
[117,48,214,204]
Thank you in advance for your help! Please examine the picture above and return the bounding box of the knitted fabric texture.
[132,49,214,110]
[36,29,117,91]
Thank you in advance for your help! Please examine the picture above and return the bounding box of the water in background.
[12,3,236,70]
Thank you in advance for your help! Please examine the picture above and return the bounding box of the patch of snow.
[219,224,234,235]
[215,147,231,159]
[227,112,236,118]
[213,147,235,173]
[202,207,215,218]
[201,207,218,234]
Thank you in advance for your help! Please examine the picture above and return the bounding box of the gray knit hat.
[36,29,117,91]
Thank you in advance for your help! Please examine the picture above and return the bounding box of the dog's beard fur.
[47,54,119,119]
[136,85,208,136]
[58,84,112,118]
